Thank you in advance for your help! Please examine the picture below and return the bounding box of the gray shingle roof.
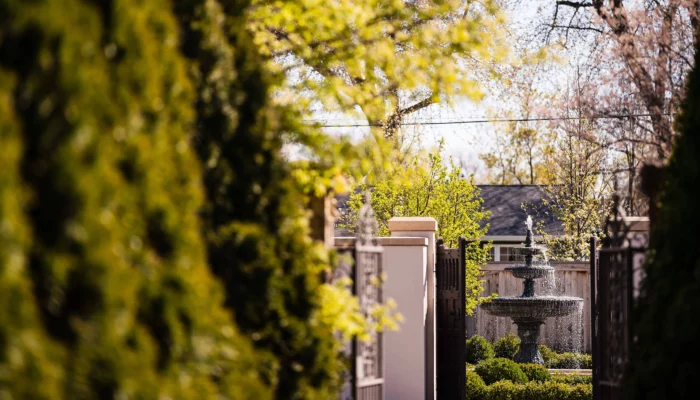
[477,185,563,236]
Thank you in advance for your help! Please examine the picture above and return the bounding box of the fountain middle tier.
[480,296,583,321]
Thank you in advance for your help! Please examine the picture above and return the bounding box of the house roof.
[477,185,563,237]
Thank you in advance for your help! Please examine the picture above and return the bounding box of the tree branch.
[547,24,604,33]
[399,97,433,116]
[556,1,593,8]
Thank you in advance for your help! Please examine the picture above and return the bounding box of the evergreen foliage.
[538,344,556,364]
[494,333,520,360]
[465,371,488,400]
[173,1,343,398]
[474,358,528,385]
[0,0,345,398]
[0,0,269,398]
[545,352,591,369]
[467,335,495,364]
[519,364,551,383]
[484,380,591,400]
[626,31,700,400]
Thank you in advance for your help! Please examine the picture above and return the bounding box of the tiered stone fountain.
[480,217,583,364]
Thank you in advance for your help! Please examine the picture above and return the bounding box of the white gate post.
[387,217,438,400]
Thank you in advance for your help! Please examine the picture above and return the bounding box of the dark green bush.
[552,374,593,385]
[466,371,487,400]
[485,380,525,400]
[626,29,700,400]
[520,363,551,382]
[484,380,592,400]
[0,0,273,398]
[566,383,594,400]
[0,0,345,398]
[494,333,520,360]
[467,335,495,364]
[546,352,592,369]
[475,358,528,385]
[175,2,343,398]
[539,344,556,364]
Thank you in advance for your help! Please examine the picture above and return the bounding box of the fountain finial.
[524,215,533,248]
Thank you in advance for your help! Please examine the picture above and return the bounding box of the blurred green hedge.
[0,0,340,398]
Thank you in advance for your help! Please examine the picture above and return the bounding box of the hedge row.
[483,379,591,400]
[546,352,592,369]
[467,372,591,400]
[552,374,592,385]
[469,358,592,399]
[0,0,341,398]
[467,335,591,369]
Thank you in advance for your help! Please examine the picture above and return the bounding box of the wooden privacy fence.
[469,262,592,353]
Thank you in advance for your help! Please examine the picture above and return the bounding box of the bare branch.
[556,1,593,8]
[547,24,604,33]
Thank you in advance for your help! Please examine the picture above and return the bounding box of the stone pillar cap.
[388,217,438,232]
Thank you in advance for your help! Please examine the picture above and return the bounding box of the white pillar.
[388,217,438,400]
[380,237,429,400]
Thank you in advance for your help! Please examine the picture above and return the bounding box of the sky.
[278,0,608,187]
[304,0,573,184]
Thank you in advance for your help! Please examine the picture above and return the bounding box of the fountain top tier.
[502,216,554,289]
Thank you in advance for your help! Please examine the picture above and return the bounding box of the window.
[499,246,520,263]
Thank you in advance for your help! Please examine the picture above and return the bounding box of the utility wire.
[305,113,672,128]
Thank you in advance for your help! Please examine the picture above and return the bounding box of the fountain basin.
[505,265,554,280]
[480,296,583,321]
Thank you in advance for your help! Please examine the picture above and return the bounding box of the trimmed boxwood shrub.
[467,335,495,364]
[484,380,592,400]
[466,371,487,400]
[520,363,551,382]
[552,374,593,385]
[494,333,520,360]
[485,380,525,400]
[475,358,528,385]
[546,352,592,369]
[539,344,556,364]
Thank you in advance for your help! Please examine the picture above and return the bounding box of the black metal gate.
[335,195,384,400]
[436,237,467,400]
[590,200,648,400]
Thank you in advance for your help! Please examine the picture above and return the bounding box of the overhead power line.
[305,113,672,128]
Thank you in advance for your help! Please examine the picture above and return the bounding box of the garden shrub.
[0,0,272,398]
[552,374,592,385]
[567,383,594,400]
[539,344,556,364]
[475,358,528,385]
[626,30,700,400]
[546,352,592,369]
[485,380,592,400]
[494,333,520,360]
[467,335,495,364]
[485,380,524,400]
[520,363,551,382]
[466,371,487,400]
[174,2,343,398]
[0,0,346,398]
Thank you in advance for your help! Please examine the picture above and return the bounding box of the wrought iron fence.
[334,194,384,400]
[591,197,649,400]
